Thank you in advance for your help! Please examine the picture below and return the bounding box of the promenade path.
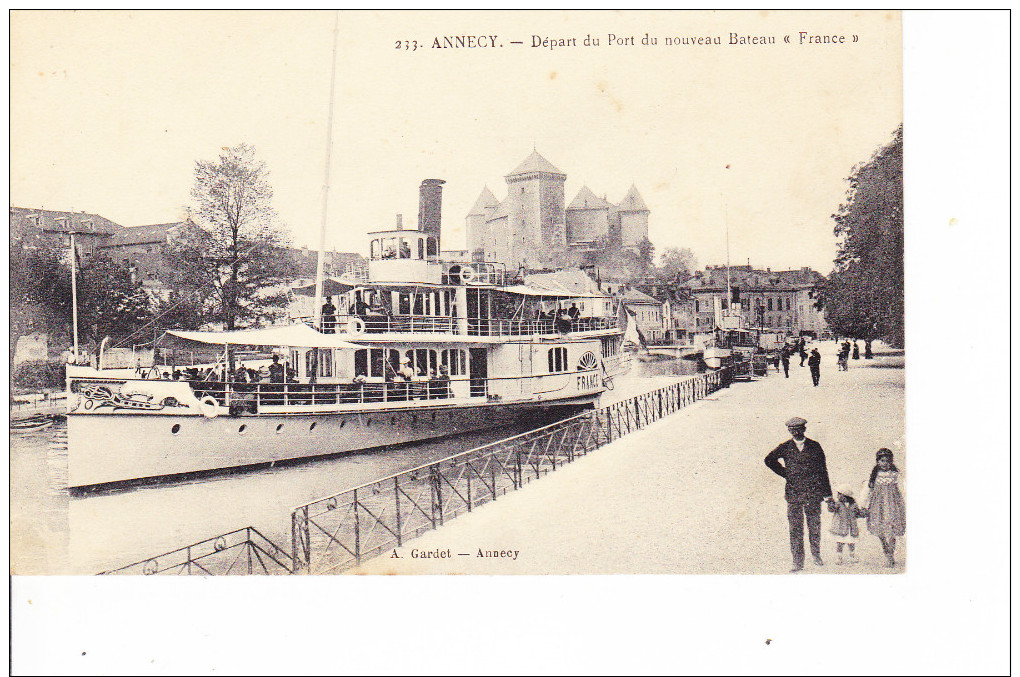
[353,342,905,575]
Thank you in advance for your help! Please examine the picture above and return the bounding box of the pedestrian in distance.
[827,485,865,565]
[780,346,791,378]
[867,448,906,567]
[852,341,860,360]
[808,347,821,386]
[864,339,874,359]
[798,338,808,366]
[765,417,834,572]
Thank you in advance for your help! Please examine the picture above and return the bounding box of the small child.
[867,448,906,567]
[827,485,866,564]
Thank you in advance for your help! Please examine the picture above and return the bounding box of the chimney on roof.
[418,179,445,249]
[395,214,403,230]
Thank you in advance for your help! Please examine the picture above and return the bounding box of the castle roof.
[488,198,510,221]
[618,185,649,212]
[567,185,612,211]
[467,186,499,216]
[507,150,565,177]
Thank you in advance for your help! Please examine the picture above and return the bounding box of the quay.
[10,392,66,421]
[351,342,906,575]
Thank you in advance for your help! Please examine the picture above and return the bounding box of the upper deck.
[301,228,621,340]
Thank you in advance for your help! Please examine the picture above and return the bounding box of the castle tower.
[565,185,612,246]
[504,150,566,268]
[617,184,650,250]
[465,185,498,259]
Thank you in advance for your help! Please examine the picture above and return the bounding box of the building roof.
[10,207,123,236]
[567,185,612,211]
[507,150,565,177]
[617,185,649,212]
[105,221,186,247]
[686,266,824,291]
[467,186,499,216]
[620,287,660,304]
[523,268,606,296]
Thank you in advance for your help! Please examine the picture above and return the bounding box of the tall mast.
[313,11,340,329]
[725,201,731,314]
[70,231,80,362]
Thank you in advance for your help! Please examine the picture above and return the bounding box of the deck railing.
[298,314,618,336]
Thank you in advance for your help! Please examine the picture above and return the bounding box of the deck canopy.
[290,277,354,297]
[160,324,363,349]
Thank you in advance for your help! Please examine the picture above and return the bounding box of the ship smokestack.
[418,179,445,249]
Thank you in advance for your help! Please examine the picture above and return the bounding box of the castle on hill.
[465,150,650,271]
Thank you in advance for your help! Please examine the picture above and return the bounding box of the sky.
[10,10,902,275]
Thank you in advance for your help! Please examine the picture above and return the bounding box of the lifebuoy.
[347,317,366,336]
[199,395,220,419]
[459,267,475,284]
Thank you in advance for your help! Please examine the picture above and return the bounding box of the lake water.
[10,360,697,575]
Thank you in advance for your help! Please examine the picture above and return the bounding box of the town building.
[102,221,202,294]
[684,265,828,337]
[633,280,697,344]
[620,287,666,344]
[10,207,123,260]
[465,151,650,271]
[288,246,366,282]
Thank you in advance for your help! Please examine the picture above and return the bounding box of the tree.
[636,237,655,272]
[817,126,904,347]
[657,246,698,282]
[170,143,297,330]
[10,235,153,351]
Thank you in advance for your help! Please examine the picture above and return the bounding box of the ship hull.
[67,396,597,490]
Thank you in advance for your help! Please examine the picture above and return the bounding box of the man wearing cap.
[764,417,834,572]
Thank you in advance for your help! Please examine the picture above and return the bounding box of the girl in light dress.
[866,448,906,567]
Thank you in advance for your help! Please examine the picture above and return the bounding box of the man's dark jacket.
[764,438,833,502]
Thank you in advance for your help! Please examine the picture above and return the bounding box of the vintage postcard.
[8,9,1007,675]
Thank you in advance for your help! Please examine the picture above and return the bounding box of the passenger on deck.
[268,355,285,383]
[435,365,451,398]
[555,308,572,333]
[355,297,369,317]
[321,297,337,333]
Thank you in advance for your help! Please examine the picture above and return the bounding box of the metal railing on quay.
[98,527,294,576]
[289,367,731,574]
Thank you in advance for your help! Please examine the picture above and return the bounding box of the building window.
[767,298,773,311]
[548,347,567,373]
